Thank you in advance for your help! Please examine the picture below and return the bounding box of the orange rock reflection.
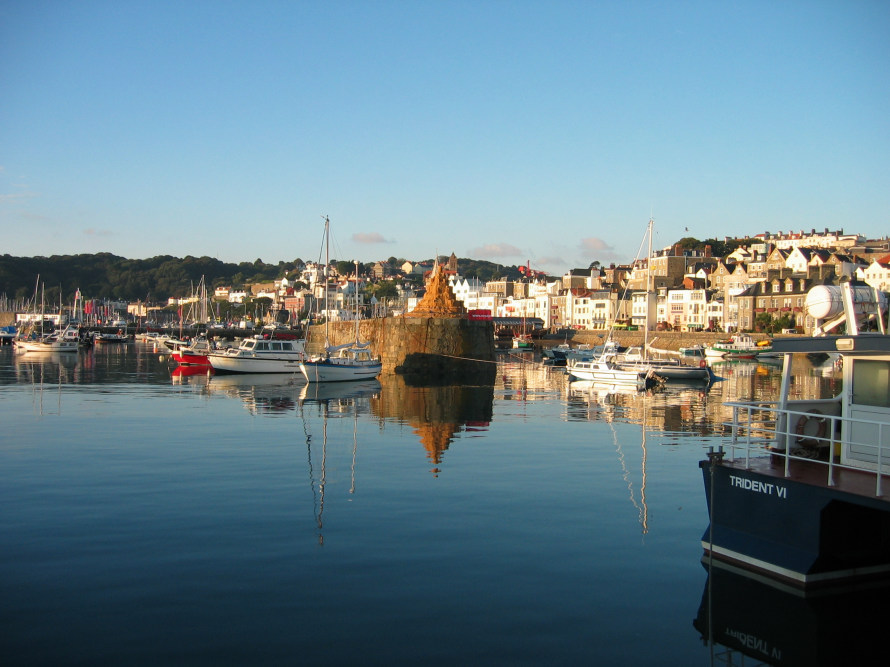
[372,378,493,474]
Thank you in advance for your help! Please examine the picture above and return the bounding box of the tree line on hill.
[0,252,530,305]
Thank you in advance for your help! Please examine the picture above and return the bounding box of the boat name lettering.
[725,627,782,660]
[728,474,787,498]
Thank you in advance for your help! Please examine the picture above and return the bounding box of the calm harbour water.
[0,342,839,665]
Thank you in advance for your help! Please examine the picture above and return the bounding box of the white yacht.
[567,354,658,389]
[208,336,306,374]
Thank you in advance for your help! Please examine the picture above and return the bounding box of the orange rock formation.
[408,263,466,318]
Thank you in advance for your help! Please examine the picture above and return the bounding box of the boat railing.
[722,400,889,497]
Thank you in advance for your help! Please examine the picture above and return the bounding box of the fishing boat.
[171,336,216,366]
[207,336,306,374]
[152,334,186,352]
[700,282,890,588]
[93,330,129,344]
[512,334,534,350]
[542,343,573,364]
[704,333,771,359]
[300,219,382,383]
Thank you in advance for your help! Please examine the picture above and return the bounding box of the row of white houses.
[443,257,890,334]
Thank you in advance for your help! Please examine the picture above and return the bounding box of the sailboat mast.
[323,216,330,348]
[354,260,360,341]
[645,217,653,356]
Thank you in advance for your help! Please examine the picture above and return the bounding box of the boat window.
[256,342,268,351]
[282,343,293,351]
[244,340,255,350]
[271,342,281,350]
[852,360,890,408]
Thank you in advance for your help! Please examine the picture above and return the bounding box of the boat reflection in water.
[170,364,212,385]
[205,371,307,414]
[12,350,80,415]
[566,376,714,435]
[694,560,884,666]
[299,378,381,405]
[13,349,79,376]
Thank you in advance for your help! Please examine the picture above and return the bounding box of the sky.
[1,1,888,276]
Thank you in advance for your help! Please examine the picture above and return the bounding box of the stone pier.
[306,316,497,383]
[306,262,496,383]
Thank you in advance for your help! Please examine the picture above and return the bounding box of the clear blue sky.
[2,1,888,275]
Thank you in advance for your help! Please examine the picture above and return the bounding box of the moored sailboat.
[300,219,382,383]
[567,354,658,389]
[614,217,711,382]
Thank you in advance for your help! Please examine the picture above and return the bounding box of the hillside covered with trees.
[0,253,535,304]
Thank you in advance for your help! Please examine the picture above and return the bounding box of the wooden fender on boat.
[795,410,828,447]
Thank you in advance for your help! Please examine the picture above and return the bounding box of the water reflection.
[373,377,494,475]
[694,561,884,666]
[171,364,212,385]
[10,351,77,415]
[0,345,852,664]
[565,359,840,436]
[498,357,568,399]
[205,372,306,414]
[301,379,381,405]
[297,381,381,546]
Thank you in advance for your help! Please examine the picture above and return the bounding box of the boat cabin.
[240,338,298,353]
[769,335,890,473]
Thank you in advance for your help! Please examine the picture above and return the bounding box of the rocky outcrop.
[407,263,466,318]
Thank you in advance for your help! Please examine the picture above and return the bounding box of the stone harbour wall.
[306,316,497,383]
[552,329,777,353]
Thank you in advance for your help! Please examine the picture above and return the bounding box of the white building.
[659,288,709,331]
[756,229,863,250]
[856,259,890,292]
[630,291,656,330]
[227,290,248,304]
[705,300,725,331]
